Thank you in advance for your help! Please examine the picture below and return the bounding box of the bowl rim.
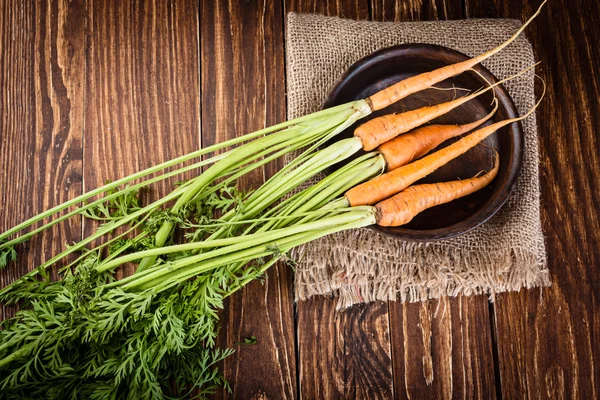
[322,43,524,242]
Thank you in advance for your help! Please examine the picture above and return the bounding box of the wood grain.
[200,1,297,398]
[0,0,84,319]
[286,0,369,19]
[84,0,200,276]
[371,0,463,21]
[466,0,600,398]
[298,297,393,399]
[389,296,497,399]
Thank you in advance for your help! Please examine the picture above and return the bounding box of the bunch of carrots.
[0,3,545,398]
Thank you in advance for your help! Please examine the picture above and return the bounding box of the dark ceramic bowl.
[323,44,523,241]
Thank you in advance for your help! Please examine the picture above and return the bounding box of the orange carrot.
[347,120,511,206]
[346,95,541,206]
[365,1,546,112]
[378,100,498,170]
[375,154,499,227]
[355,63,535,151]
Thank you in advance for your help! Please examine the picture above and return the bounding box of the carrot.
[375,153,499,226]
[378,99,498,170]
[365,0,546,112]
[346,83,543,207]
[348,119,513,206]
[355,63,535,151]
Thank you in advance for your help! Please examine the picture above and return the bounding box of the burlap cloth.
[285,13,550,308]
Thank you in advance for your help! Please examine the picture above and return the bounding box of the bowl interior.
[322,44,523,241]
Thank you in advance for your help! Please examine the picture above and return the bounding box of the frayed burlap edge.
[291,230,549,309]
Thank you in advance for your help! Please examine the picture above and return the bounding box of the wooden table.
[1,0,598,398]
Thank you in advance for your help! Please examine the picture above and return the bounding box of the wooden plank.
[389,296,496,399]
[285,0,369,19]
[199,1,297,398]
[286,1,394,398]
[0,0,84,319]
[371,0,463,21]
[465,0,600,398]
[84,0,200,276]
[367,1,498,398]
[298,297,393,399]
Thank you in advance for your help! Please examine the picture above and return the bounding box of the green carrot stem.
[0,185,189,299]
[186,128,320,206]
[99,212,370,276]
[117,210,374,291]
[59,213,151,275]
[145,214,374,293]
[0,101,360,245]
[135,123,324,271]
[195,150,381,260]
[138,106,366,271]
[202,137,364,244]
[195,106,366,222]
[189,156,379,285]
[272,102,370,179]
[171,109,357,213]
[266,154,384,231]
[223,153,380,244]
[0,164,197,251]
[272,152,378,216]
[218,197,355,281]
[241,138,363,217]
[180,208,357,229]
[224,257,280,298]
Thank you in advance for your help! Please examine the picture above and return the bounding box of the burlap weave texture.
[285,13,550,308]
